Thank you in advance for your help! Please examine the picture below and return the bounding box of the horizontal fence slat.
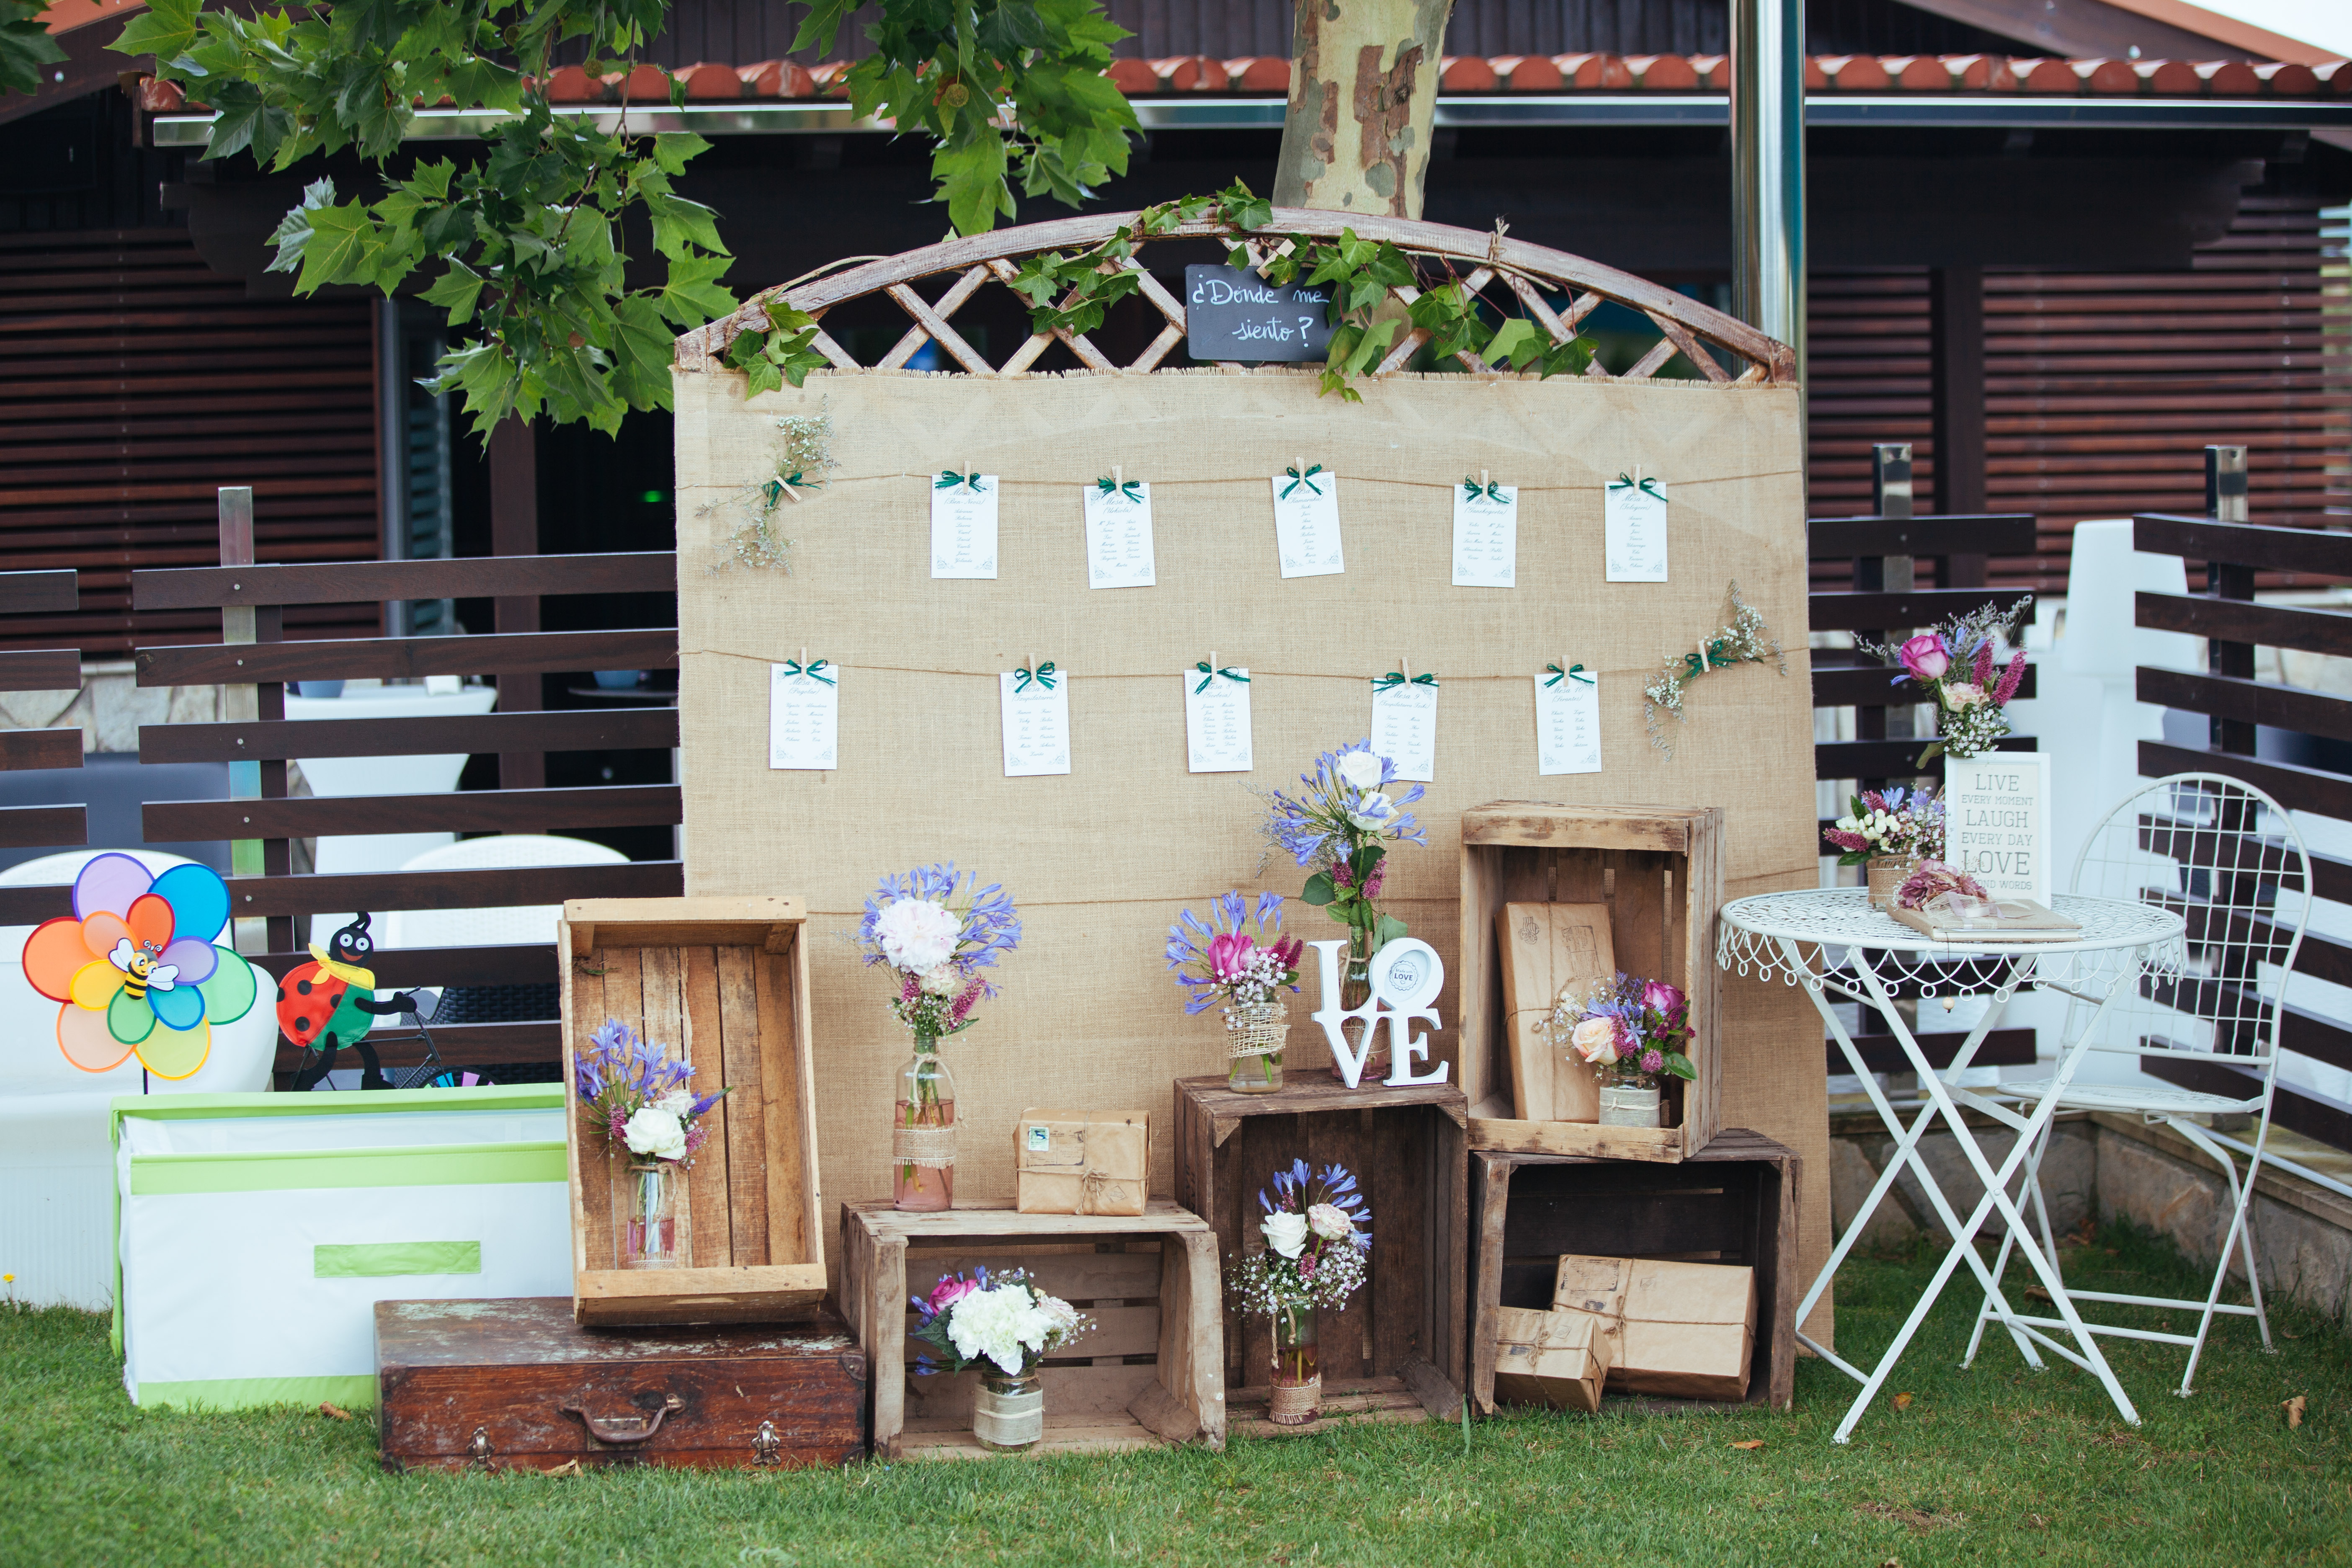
[274,1020,561,1074]
[0,570,78,615]
[249,943,557,989]
[2135,668,2352,746]
[1830,1028,2038,1075]
[0,727,81,771]
[1813,663,2037,708]
[0,649,83,692]
[139,708,680,764]
[132,552,679,610]
[0,859,683,925]
[2136,593,2352,659]
[2137,741,2352,824]
[1817,735,2038,778]
[144,785,681,841]
[134,628,678,686]
[2135,513,2352,578]
[0,802,83,848]
[1810,590,2035,632]
[2134,811,2352,906]
[2145,1057,2352,1149]
[1806,514,2039,560]
[2158,890,2352,990]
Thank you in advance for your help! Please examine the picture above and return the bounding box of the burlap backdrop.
[674,365,1831,1345]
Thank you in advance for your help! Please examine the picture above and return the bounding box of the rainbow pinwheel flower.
[22,854,258,1080]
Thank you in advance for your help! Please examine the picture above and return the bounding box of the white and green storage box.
[112,1086,572,1411]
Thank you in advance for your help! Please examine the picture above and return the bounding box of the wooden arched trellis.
[673,209,1798,387]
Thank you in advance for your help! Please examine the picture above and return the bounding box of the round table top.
[1717,888,2187,995]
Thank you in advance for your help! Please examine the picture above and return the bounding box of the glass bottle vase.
[1225,998,1286,1094]
[1336,923,1390,1081]
[619,1161,679,1269]
[1269,1303,1320,1426]
[972,1367,1044,1450]
[892,1041,957,1212]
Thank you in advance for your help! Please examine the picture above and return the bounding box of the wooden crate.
[559,896,826,1327]
[841,1201,1224,1460]
[1173,1069,1467,1435]
[1457,802,1725,1162]
[1468,1128,1799,1415]
[375,1297,866,1473]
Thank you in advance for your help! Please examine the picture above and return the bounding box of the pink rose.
[929,1275,977,1312]
[1208,932,1257,982]
[1898,633,1949,682]
[1940,681,1986,710]
[1568,1017,1620,1064]
[1640,980,1685,1017]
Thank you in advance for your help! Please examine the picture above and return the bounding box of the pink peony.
[930,1275,977,1312]
[1898,633,1949,682]
[1208,931,1258,982]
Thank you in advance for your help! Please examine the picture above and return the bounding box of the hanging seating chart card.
[1534,668,1603,776]
[998,667,1073,777]
[930,472,999,579]
[1451,481,1518,588]
[1369,678,1438,782]
[1184,666,1253,773]
[1604,475,1669,582]
[768,661,840,770]
[1082,480,1157,589]
[1270,468,1344,579]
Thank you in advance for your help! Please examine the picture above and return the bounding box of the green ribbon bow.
[936,470,988,494]
[1193,662,1250,695]
[1461,476,1506,504]
[1280,464,1326,499]
[1544,663,1595,687]
[1682,640,1740,678]
[761,472,812,508]
[1096,476,1144,504]
[1608,473,1666,501]
[779,657,835,685]
[1373,671,1440,691]
[1014,661,1057,692]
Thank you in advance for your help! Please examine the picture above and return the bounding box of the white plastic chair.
[382,833,629,951]
[1969,773,2308,1394]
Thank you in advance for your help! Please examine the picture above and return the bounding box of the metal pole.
[1730,0,1806,376]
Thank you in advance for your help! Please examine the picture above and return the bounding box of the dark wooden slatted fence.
[0,568,85,848]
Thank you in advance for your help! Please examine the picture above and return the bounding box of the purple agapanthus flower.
[1256,741,1428,874]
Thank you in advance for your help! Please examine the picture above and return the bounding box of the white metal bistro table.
[1717,888,2187,1442]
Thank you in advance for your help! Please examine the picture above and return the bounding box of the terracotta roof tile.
[1495,54,1563,90]
[1153,54,1227,91]
[2199,59,2262,93]
[2082,57,2138,93]
[676,61,740,99]
[1630,54,1699,90]
[1440,55,1499,90]
[1225,56,1290,93]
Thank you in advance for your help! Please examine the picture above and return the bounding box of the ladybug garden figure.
[279,912,422,1090]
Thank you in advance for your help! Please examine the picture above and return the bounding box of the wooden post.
[1929,265,1988,586]
[217,487,288,954]
[2205,446,2255,757]
[488,419,544,800]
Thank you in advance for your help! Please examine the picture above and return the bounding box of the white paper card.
[998,669,1072,777]
[1369,681,1437,783]
[1270,472,1344,578]
[768,663,839,771]
[1184,668,1253,773]
[1944,751,2050,904]
[930,475,999,579]
[1534,671,1602,776]
[1082,482,1156,589]
[1604,477,1669,582]
[1451,484,1519,588]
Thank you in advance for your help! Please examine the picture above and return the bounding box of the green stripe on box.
[129,1141,565,1195]
[314,1241,481,1278]
[136,1375,379,1412]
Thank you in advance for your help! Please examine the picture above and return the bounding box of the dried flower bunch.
[910,1266,1093,1379]
[702,403,837,573]
[1855,596,2032,766]
[857,862,1021,1044]
[1823,785,1946,866]
[1894,859,1991,912]
[1643,581,1786,755]
[1228,1160,1372,1317]
[574,1019,728,1167]
[1544,973,1697,1089]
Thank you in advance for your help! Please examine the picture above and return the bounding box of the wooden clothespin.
[1114,464,1122,487]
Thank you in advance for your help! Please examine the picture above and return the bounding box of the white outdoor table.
[1717,887,2187,1442]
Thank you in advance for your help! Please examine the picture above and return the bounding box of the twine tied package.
[1552,1253,1756,1401]
[1013,1109,1150,1217]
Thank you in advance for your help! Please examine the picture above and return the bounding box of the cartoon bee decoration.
[277,913,423,1090]
[108,937,178,1004]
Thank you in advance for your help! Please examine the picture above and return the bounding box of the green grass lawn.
[3,1224,2345,1567]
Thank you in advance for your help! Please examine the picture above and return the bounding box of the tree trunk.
[1273,0,1456,218]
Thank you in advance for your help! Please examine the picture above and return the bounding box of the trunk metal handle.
[562,1393,685,1444]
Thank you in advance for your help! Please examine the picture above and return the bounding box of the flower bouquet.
[1228,1159,1372,1425]
[1856,597,2031,767]
[1822,784,1946,908]
[1168,891,1304,1094]
[857,863,1021,1211]
[574,1019,729,1269]
[910,1266,1094,1450]
[1545,973,1695,1129]
[1256,742,1427,1075]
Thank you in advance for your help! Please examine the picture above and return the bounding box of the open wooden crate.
[841,1201,1224,1460]
[1457,803,1725,1162]
[559,896,827,1327]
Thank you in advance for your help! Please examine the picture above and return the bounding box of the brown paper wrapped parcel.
[1552,1254,1756,1401]
[1013,1109,1150,1217]
[1491,1305,1613,1412]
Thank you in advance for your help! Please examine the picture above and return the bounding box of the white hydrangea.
[946,1282,1053,1376]
[874,898,962,974]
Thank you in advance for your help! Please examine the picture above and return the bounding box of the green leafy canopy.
[0,0,67,99]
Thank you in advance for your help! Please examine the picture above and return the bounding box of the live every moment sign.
[1945,752,2051,905]
[1184,266,1337,361]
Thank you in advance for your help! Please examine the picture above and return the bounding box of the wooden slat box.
[1173,1069,1467,1435]
[1457,802,1725,1162]
[841,1200,1224,1460]
[559,896,825,1326]
[375,1297,866,1473]
[1467,1128,1799,1415]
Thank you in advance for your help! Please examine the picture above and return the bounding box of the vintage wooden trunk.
[559,896,826,1326]
[374,1297,866,1472]
[1457,802,1725,1162]
[1173,1069,1467,1436]
[1467,1127,1798,1415]
[841,1200,1224,1460]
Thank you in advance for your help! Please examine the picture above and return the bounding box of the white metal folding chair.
[1966,773,2308,1394]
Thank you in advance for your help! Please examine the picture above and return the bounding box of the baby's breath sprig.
[701,402,836,573]
[1643,580,1786,756]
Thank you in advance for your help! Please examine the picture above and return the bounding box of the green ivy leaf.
[1485,317,1540,369]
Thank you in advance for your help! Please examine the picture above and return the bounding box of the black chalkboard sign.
[1183,265,1336,363]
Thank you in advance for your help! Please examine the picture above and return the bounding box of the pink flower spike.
[1362,863,1385,898]
[1824,829,1869,854]
[1994,649,2027,706]
[1973,638,1994,687]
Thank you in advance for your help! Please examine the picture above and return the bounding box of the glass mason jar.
[1225,998,1287,1094]
[1269,1303,1320,1426]
[972,1367,1044,1451]
[892,1040,957,1212]
[1596,1069,1663,1129]
[620,1161,679,1269]
[1336,922,1390,1081]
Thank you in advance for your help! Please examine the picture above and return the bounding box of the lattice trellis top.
[673,209,1797,386]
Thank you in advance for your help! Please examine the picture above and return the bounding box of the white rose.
[874,898,962,973]
[1940,681,1986,710]
[1307,1202,1353,1242]
[918,965,960,996]
[656,1088,694,1119]
[1333,751,1386,792]
[1345,791,1397,831]
[1262,1210,1309,1259]
[622,1105,687,1161]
